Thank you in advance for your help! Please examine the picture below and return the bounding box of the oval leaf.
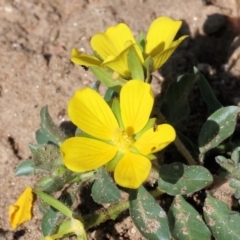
[158,162,213,195]
[37,106,69,145]
[129,186,170,240]
[127,47,144,81]
[42,207,64,236]
[203,193,240,240]
[35,176,55,192]
[36,129,51,145]
[231,146,240,164]
[104,88,117,102]
[198,106,239,155]
[90,66,126,93]
[195,67,222,115]
[91,167,121,204]
[168,195,211,240]
[143,56,153,83]
[160,73,197,124]
[15,160,34,176]
[229,179,240,199]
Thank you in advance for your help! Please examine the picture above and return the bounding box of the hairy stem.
[83,201,130,230]
[81,186,165,230]
[149,188,165,198]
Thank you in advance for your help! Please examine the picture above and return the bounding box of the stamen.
[112,129,134,152]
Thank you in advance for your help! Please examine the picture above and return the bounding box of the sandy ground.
[1,0,240,239]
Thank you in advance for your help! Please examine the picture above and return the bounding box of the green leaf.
[216,147,240,199]
[160,73,197,124]
[37,176,67,193]
[129,186,170,240]
[104,88,117,102]
[158,162,213,195]
[198,106,240,156]
[42,207,64,236]
[127,47,144,80]
[215,155,236,175]
[229,178,240,199]
[36,176,55,191]
[168,195,211,240]
[91,167,121,204]
[231,146,240,164]
[41,191,75,237]
[203,193,240,240]
[36,129,50,145]
[134,118,156,140]
[15,159,34,176]
[90,66,126,92]
[136,31,145,52]
[195,67,222,115]
[36,106,69,145]
[105,151,124,172]
[111,98,124,130]
[216,147,240,178]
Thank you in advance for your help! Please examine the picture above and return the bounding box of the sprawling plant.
[9,16,240,240]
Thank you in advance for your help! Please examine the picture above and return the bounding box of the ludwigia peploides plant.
[9,16,240,240]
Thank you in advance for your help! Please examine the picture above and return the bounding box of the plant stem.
[70,170,96,183]
[34,190,73,218]
[174,135,197,165]
[149,188,165,198]
[83,201,130,230]
[81,185,166,230]
[157,111,197,165]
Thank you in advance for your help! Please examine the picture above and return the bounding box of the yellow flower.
[61,80,175,189]
[71,16,187,78]
[9,187,33,229]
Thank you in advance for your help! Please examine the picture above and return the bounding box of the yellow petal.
[152,35,188,70]
[91,23,136,59]
[61,137,118,172]
[145,16,182,57]
[71,48,101,67]
[134,124,176,155]
[68,87,119,140]
[120,80,154,135]
[103,47,131,77]
[9,187,33,229]
[103,43,144,78]
[114,151,151,188]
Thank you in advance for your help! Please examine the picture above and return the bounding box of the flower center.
[112,129,134,152]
